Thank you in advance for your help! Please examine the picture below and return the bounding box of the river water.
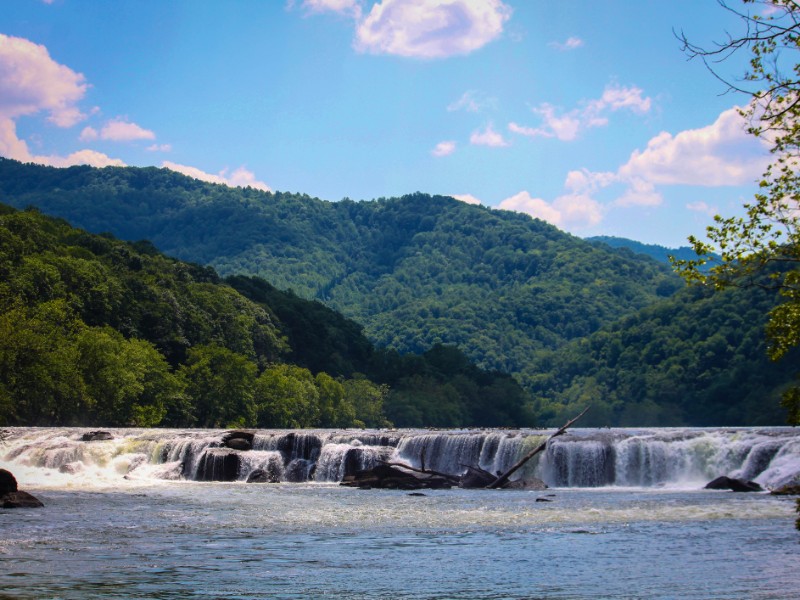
[1,427,798,599]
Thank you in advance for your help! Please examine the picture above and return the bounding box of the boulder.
[1,490,44,509]
[246,468,280,484]
[705,476,763,492]
[341,464,453,490]
[504,477,548,491]
[81,430,113,442]
[195,449,241,482]
[770,483,800,496]
[0,468,18,494]
[225,437,252,451]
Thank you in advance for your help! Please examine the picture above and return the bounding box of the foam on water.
[2,426,799,491]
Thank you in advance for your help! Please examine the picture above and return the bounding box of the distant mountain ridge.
[586,235,712,266]
[0,158,681,392]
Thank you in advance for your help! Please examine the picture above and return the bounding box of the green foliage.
[529,283,796,426]
[0,159,680,393]
[0,203,532,428]
[675,0,800,424]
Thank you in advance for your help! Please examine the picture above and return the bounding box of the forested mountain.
[0,158,681,389]
[0,204,531,428]
[529,282,796,427]
[587,235,711,266]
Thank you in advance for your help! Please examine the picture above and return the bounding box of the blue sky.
[0,0,774,247]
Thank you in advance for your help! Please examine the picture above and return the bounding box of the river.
[1,427,798,599]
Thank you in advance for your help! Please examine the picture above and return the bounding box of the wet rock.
[195,449,241,482]
[59,462,84,474]
[277,433,322,463]
[341,464,453,490]
[535,497,552,503]
[225,437,252,451]
[0,470,43,508]
[705,476,763,492]
[246,468,280,484]
[1,490,44,509]
[770,483,800,495]
[504,477,549,491]
[459,465,496,489]
[81,430,113,442]
[0,469,18,494]
[284,458,316,483]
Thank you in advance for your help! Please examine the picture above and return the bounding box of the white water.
[2,427,799,599]
[2,426,799,490]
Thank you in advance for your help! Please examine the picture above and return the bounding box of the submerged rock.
[246,468,280,484]
[81,430,113,442]
[1,490,44,509]
[195,449,241,482]
[770,483,800,496]
[341,464,453,490]
[705,476,763,493]
[504,477,548,491]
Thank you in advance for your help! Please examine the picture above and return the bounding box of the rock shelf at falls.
[1,427,800,490]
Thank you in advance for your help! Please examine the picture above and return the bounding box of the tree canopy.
[674,0,800,424]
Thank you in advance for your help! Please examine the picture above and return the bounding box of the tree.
[674,0,800,424]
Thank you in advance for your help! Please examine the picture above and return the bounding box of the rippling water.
[1,427,799,599]
[1,483,797,599]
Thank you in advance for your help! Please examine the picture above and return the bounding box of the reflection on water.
[0,483,797,599]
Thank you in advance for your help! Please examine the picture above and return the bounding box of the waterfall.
[2,427,799,490]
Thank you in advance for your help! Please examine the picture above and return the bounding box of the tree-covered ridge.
[528,281,797,427]
[0,204,532,428]
[586,235,714,267]
[0,158,682,388]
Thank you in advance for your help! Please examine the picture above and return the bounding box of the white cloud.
[355,0,511,59]
[470,123,509,147]
[497,190,602,229]
[42,149,126,168]
[618,107,769,187]
[0,34,87,127]
[549,36,583,51]
[509,83,652,142]
[162,161,271,192]
[79,126,98,141]
[99,118,156,142]
[299,0,362,19]
[686,201,718,216]
[450,193,481,205]
[146,143,172,152]
[431,140,456,156]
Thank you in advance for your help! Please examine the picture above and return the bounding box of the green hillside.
[0,158,681,389]
[0,204,530,428]
[529,282,795,427]
[587,235,714,267]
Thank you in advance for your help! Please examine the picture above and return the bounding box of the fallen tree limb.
[486,406,591,489]
[377,460,461,484]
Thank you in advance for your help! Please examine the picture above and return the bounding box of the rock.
[504,477,548,491]
[225,437,252,451]
[770,483,800,495]
[407,492,427,497]
[81,430,113,442]
[0,468,18,494]
[246,468,280,484]
[58,462,84,474]
[341,464,453,490]
[1,490,44,509]
[459,465,496,488]
[195,449,241,482]
[535,497,552,502]
[705,476,763,492]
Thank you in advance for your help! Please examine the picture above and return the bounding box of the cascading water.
[2,427,799,490]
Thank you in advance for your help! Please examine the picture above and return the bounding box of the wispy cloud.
[549,36,583,51]
[162,161,271,192]
[508,83,652,142]
[447,90,495,113]
[431,140,456,156]
[450,193,482,205]
[470,123,509,147]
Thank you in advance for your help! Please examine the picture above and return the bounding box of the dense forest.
[586,236,714,267]
[0,158,795,427]
[0,204,531,428]
[528,282,796,426]
[0,158,681,389]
